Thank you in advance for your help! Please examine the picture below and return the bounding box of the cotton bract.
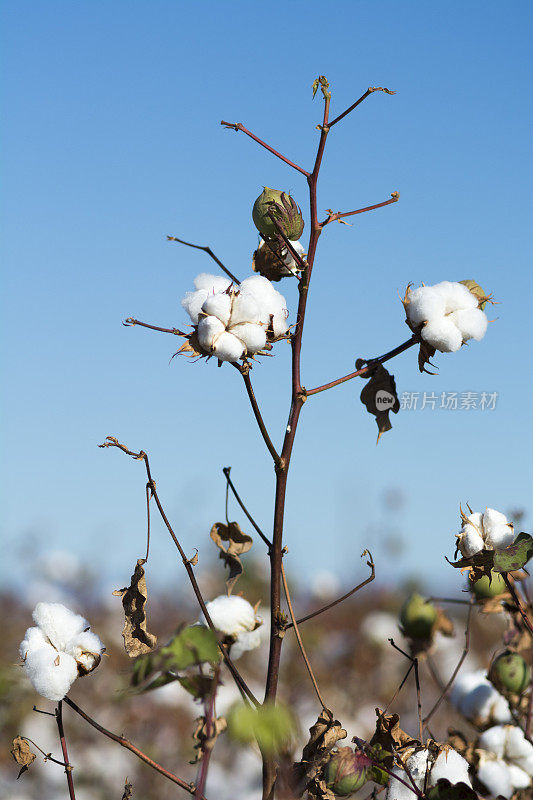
[181,273,289,362]
[202,595,262,660]
[456,507,514,558]
[404,281,489,353]
[20,602,105,701]
[477,725,533,798]
[385,746,471,799]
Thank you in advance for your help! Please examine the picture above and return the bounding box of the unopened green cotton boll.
[471,571,507,599]
[325,748,371,796]
[490,652,531,695]
[252,187,304,240]
[400,593,437,639]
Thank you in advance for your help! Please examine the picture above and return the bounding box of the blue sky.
[2,1,532,598]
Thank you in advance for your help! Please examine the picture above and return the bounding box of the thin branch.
[55,701,76,800]
[503,574,533,639]
[238,367,281,466]
[220,121,310,177]
[423,601,473,726]
[145,483,152,562]
[382,662,415,715]
[306,336,418,397]
[328,86,395,129]
[123,318,184,335]
[280,562,331,715]
[63,697,206,799]
[286,550,375,628]
[266,210,307,271]
[388,639,423,742]
[19,736,68,767]
[167,236,241,284]
[222,467,272,550]
[195,666,221,800]
[427,596,472,606]
[99,437,259,707]
[321,192,399,227]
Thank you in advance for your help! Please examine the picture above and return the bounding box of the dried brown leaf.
[121,780,133,799]
[113,559,157,657]
[190,715,227,763]
[359,365,400,441]
[369,710,418,767]
[210,521,253,594]
[293,709,347,792]
[434,606,455,638]
[11,736,36,778]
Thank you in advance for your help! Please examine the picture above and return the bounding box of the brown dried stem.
[388,639,423,743]
[63,697,207,799]
[55,701,76,800]
[20,736,68,767]
[195,665,221,800]
[328,86,395,129]
[237,367,281,466]
[503,574,533,639]
[167,236,241,284]
[222,467,272,550]
[220,121,310,177]
[123,318,183,335]
[321,192,399,226]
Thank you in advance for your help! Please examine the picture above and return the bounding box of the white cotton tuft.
[406,286,447,326]
[212,332,245,362]
[32,602,87,652]
[504,725,533,766]
[239,275,277,300]
[204,595,256,637]
[405,749,431,783]
[23,647,79,701]
[231,322,267,355]
[507,763,532,789]
[197,315,225,352]
[421,316,463,352]
[477,753,514,799]
[450,670,511,725]
[450,308,488,342]
[20,627,48,659]
[67,630,105,672]
[433,281,478,314]
[482,508,513,550]
[386,768,422,800]
[229,292,262,326]
[193,273,233,293]
[457,527,485,557]
[231,625,263,660]
[479,726,507,759]
[429,749,471,787]
[181,289,209,324]
[201,293,232,326]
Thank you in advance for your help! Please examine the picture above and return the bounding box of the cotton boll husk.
[193,273,232,293]
[450,308,488,342]
[479,726,507,759]
[429,748,471,786]
[204,595,256,637]
[32,603,87,652]
[181,289,209,324]
[477,753,514,799]
[197,315,225,352]
[201,292,232,326]
[421,316,463,352]
[507,764,531,789]
[68,630,105,672]
[434,281,478,314]
[212,332,245,362]
[229,292,262,326]
[457,526,485,557]
[230,322,267,355]
[24,647,78,701]
[231,626,263,660]
[406,286,446,325]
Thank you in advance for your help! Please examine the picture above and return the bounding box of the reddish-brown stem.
[328,86,395,129]
[306,335,418,396]
[285,550,374,628]
[321,192,399,226]
[503,574,533,639]
[55,701,76,800]
[239,368,281,465]
[265,211,307,271]
[195,666,221,800]
[124,318,184,335]
[222,467,272,550]
[167,236,241,284]
[18,736,69,768]
[220,121,310,177]
[63,697,206,799]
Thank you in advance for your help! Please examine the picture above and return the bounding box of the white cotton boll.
[508,764,531,789]
[504,725,533,765]
[212,332,245,362]
[201,292,232,326]
[204,595,256,637]
[477,753,514,799]
[483,508,510,529]
[386,766,422,800]
[421,316,463,352]
[449,308,488,342]
[457,526,485,557]
[231,626,263,660]
[229,292,262,326]
[193,273,232,293]
[490,692,513,724]
[429,748,471,787]
[271,308,289,337]
[485,524,514,551]
[451,670,511,724]
[68,630,105,672]
[479,726,507,759]
[24,647,78,701]
[406,749,431,782]
[20,627,48,659]
[230,322,267,355]
[434,281,478,314]
[239,275,278,301]
[406,286,447,325]
[181,289,209,324]
[32,603,87,652]
[197,315,225,352]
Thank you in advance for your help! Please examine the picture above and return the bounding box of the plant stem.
[222,467,272,550]
[220,121,310,177]
[328,86,395,129]
[320,192,399,226]
[167,236,241,284]
[239,368,281,465]
[55,701,76,800]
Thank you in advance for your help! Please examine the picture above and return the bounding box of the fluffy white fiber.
[477,725,533,797]
[20,602,104,701]
[456,508,514,557]
[450,670,511,727]
[405,281,488,353]
[385,746,471,799]
[202,595,262,660]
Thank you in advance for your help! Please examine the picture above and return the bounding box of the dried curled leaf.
[11,736,36,778]
[293,709,347,793]
[113,559,157,657]
[191,715,227,763]
[210,521,253,594]
[359,365,400,441]
[121,780,133,799]
[369,710,418,768]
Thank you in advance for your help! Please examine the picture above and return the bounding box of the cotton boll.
[429,749,471,786]
[405,749,431,783]
[507,764,531,789]
[229,292,262,326]
[212,332,245,362]
[477,753,514,799]
[457,526,485,557]
[231,322,267,355]
[406,287,446,325]
[204,595,256,637]
[24,647,78,701]
[450,308,488,342]
[421,316,463,352]
[504,725,533,766]
[434,281,478,314]
[193,273,232,293]
[197,315,225,353]
[68,630,105,674]
[32,603,87,652]
[20,627,48,659]
[239,275,278,301]
[479,726,507,759]
[483,509,513,551]
[201,293,232,326]
[181,289,209,324]
[386,766,423,800]
[231,626,263,660]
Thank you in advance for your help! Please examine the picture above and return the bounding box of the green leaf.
[161,625,221,670]
[177,674,215,701]
[493,533,533,573]
[227,702,296,755]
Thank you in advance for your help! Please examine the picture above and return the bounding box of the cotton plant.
[456,507,515,558]
[476,725,533,798]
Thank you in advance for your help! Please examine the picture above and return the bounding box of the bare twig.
[237,367,281,466]
[167,236,241,284]
[63,697,207,798]
[388,639,423,742]
[503,574,533,639]
[195,666,221,800]
[328,86,395,129]
[55,701,76,800]
[222,467,272,550]
[18,736,68,767]
[220,121,310,177]
[123,319,184,335]
[320,192,399,227]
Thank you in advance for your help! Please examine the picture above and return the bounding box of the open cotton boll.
[204,595,257,637]
[421,316,463,352]
[20,626,49,658]
[182,289,209,324]
[197,315,226,352]
[231,322,267,355]
[386,768,422,800]
[67,630,105,674]
[451,670,511,725]
[457,526,485,557]
[434,281,478,314]
[483,509,513,551]
[212,332,245,362]
[504,726,533,765]
[231,626,263,660]
[429,749,471,787]
[239,275,278,301]
[450,308,488,342]
[507,764,531,789]
[193,273,233,294]
[406,286,447,325]
[201,293,232,327]
[477,753,514,799]
[479,726,507,759]
[229,292,262,326]
[33,602,87,652]
[23,647,79,702]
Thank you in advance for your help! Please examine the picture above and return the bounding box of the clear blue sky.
[2,1,532,597]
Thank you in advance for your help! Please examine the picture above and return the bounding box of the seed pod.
[489,651,531,695]
[252,187,304,240]
[325,747,371,797]
[471,571,507,599]
[400,593,437,640]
